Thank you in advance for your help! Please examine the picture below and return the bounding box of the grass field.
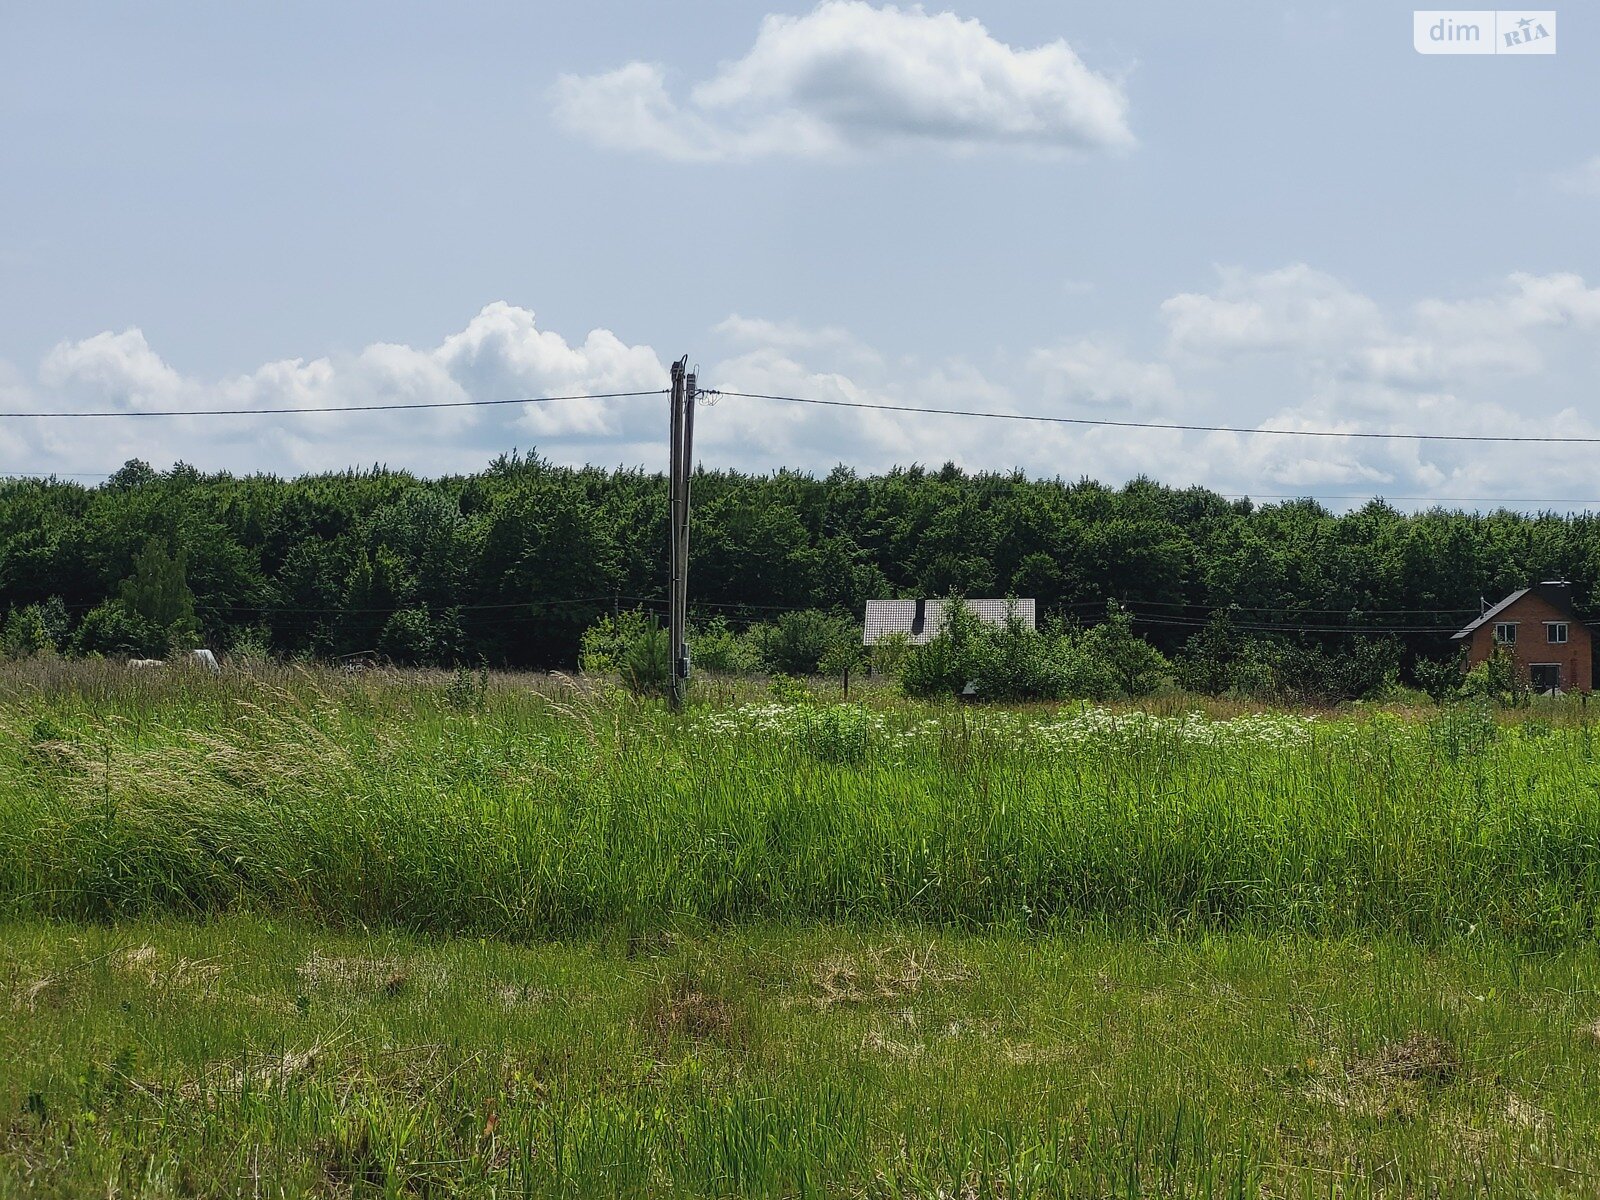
[4,662,1600,1195]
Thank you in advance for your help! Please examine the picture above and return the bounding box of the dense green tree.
[3,456,1600,678]
[119,537,201,652]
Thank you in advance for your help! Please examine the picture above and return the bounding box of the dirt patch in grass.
[1296,1031,1463,1120]
[13,975,66,1011]
[642,972,749,1048]
[299,952,423,998]
[1350,1031,1459,1086]
[116,944,221,994]
[496,982,547,1010]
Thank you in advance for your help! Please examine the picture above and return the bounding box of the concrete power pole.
[667,357,696,709]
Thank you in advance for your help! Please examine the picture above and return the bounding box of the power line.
[0,389,667,420]
[704,389,1600,446]
[1127,613,1460,634]
[1100,598,1479,616]
[1218,493,1600,506]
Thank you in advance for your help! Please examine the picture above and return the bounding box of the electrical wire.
[0,389,667,420]
[703,389,1600,445]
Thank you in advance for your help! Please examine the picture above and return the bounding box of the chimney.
[912,598,927,636]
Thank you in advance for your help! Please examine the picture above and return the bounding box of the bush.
[691,616,759,673]
[619,622,671,698]
[73,600,166,659]
[228,624,274,663]
[795,705,877,764]
[1078,602,1170,698]
[1414,652,1466,703]
[748,610,858,676]
[1177,617,1402,705]
[868,631,911,678]
[897,598,1177,703]
[379,608,436,665]
[899,630,967,699]
[969,613,1069,701]
[1461,647,1527,707]
[580,609,658,674]
[1,605,56,659]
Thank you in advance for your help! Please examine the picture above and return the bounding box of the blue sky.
[1,2,1595,506]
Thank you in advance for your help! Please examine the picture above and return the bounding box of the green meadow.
[5,661,1600,1195]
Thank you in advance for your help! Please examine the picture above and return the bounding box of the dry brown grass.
[642,971,748,1047]
[1349,1030,1460,1086]
[298,952,427,998]
[808,943,969,1009]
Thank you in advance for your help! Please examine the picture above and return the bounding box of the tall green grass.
[2,662,1599,943]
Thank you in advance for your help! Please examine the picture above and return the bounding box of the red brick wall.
[1464,593,1593,692]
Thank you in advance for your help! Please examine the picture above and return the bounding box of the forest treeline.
[0,453,1595,680]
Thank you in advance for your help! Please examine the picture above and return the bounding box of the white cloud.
[2,306,667,479]
[1161,264,1383,360]
[1553,155,1600,197]
[553,1,1133,161]
[1163,264,1600,390]
[1029,337,1178,409]
[39,329,185,409]
[8,267,1600,510]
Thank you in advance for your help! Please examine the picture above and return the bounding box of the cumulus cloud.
[1029,337,1178,409]
[1163,264,1600,391]
[552,1,1133,161]
[2,306,667,479]
[40,330,185,408]
[701,266,1600,505]
[8,267,1600,510]
[1161,264,1383,361]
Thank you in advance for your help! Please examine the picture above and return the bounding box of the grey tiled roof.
[862,598,1036,645]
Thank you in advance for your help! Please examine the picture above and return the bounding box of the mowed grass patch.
[5,917,1600,1197]
[4,666,1600,942]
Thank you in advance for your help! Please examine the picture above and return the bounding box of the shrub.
[619,622,671,698]
[766,673,812,705]
[690,616,758,673]
[868,631,911,678]
[1461,647,1527,708]
[73,600,165,658]
[379,608,436,665]
[228,624,274,663]
[969,613,1068,701]
[580,609,657,674]
[1078,601,1170,698]
[1414,652,1465,703]
[1,605,56,659]
[749,610,858,676]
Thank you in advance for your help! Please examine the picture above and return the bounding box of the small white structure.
[127,649,220,672]
[862,598,1036,646]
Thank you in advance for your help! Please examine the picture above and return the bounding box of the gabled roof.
[1452,582,1584,640]
[863,598,1035,646]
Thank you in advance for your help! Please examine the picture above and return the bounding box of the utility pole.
[667,356,696,709]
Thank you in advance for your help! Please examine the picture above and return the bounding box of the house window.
[1493,622,1517,645]
[1547,622,1569,644]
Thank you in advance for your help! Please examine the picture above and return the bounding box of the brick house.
[1451,581,1594,693]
